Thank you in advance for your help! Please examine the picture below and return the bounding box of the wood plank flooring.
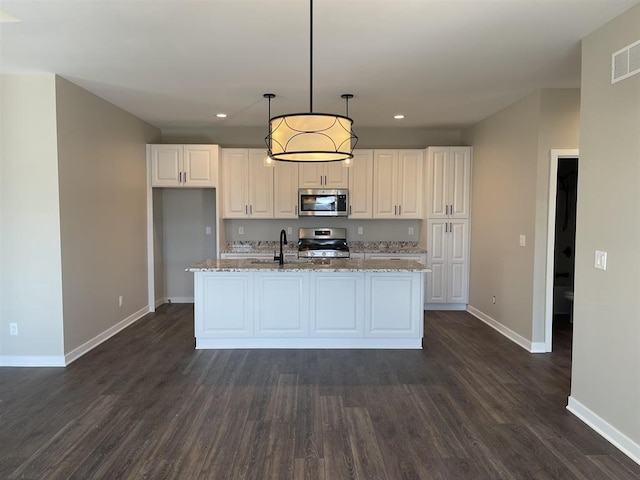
[1,305,638,479]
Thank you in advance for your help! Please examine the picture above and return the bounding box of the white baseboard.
[64,305,149,366]
[424,303,467,311]
[167,297,194,304]
[467,305,544,353]
[196,337,423,349]
[567,396,640,465]
[0,355,66,367]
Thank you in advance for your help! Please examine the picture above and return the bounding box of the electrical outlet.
[357,227,363,235]
[239,227,244,235]
[594,250,607,270]
[205,226,212,235]
[9,323,18,336]
[408,227,414,235]
[118,295,123,307]
[519,235,526,247]
[492,296,496,304]
[287,227,292,235]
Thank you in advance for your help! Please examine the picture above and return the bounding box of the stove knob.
[322,252,326,257]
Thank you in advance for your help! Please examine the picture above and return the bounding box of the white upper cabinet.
[372,149,423,219]
[150,144,218,187]
[221,149,273,218]
[348,150,374,218]
[299,161,349,189]
[427,146,471,218]
[274,161,299,218]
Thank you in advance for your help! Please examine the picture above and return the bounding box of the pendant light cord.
[309,0,313,113]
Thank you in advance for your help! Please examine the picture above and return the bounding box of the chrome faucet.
[275,229,288,265]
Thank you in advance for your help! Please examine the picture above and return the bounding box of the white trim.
[167,297,194,304]
[146,145,156,313]
[544,149,579,352]
[567,396,640,465]
[467,305,542,353]
[64,305,149,365]
[196,337,422,349]
[424,303,467,311]
[0,356,65,367]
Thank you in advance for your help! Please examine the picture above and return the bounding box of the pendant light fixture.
[264,0,358,163]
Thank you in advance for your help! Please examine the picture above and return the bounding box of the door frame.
[544,149,579,352]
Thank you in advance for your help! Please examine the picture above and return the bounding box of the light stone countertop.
[187,258,430,273]
[220,241,427,255]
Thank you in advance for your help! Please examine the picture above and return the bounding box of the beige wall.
[55,77,161,354]
[462,89,579,343]
[571,3,640,450]
[0,74,65,361]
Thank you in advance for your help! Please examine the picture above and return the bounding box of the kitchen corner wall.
[55,77,161,356]
[462,88,580,345]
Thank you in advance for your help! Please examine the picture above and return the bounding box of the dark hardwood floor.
[1,305,638,479]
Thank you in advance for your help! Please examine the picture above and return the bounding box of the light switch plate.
[595,250,607,270]
[238,227,244,235]
[519,235,526,247]
[357,227,363,235]
[408,227,414,235]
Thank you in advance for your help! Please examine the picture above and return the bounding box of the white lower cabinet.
[255,273,309,337]
[365,273,423,338]
[193,270,424,348]
[364,253,428,307]
[310,273,365,337]
[426,219,469,307]
[195,273,253,338]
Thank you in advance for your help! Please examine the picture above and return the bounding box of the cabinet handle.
[446,204,449,215]
[445,222,448,233]
[349,205,352,215]
[320,176,323,185]
[394,205,397,215]
[245,205,248,215]
[398,205,402,216]
[179,172,182,183]
[183,172,186,184]
[250,205,253,215]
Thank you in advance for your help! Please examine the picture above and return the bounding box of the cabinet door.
[348,150,374,218]
[365,273,422,337]
[310,273,364,337]
[324,161,349,188]
[221,149,249,218]
[426,147,449,218]
[397,150,423,218]
[151,145,182,186]
[426,220,447,303]
[195,273,253,338]
[448,220,469,303]
[298,163,324,188]
[274,161,299,218]
[449,147,471,218]
[247,150,274,218]
[255,273,309,337]
[372,150,398,218]
[183,145,217,187]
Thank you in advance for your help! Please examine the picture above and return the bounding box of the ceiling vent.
[611,39,640,84]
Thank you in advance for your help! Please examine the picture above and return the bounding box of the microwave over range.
[299,189,348,217]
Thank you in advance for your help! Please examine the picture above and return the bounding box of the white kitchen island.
[187,258,430,349]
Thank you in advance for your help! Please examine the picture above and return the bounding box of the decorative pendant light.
[264,0,358,163]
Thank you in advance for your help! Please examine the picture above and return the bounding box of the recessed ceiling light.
[216,113,227,118]
[394,114,405,120]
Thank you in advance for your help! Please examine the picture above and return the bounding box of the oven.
[298,228,350,258]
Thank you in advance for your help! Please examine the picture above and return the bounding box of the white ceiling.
[1,0,638,130]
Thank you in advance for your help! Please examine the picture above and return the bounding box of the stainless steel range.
[298,228,350,258]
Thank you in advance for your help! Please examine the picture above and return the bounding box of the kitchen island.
[187,258,430,349]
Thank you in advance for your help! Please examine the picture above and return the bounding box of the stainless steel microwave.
[299,189,348,217]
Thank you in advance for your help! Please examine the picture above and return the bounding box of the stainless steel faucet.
[275,229,288,265]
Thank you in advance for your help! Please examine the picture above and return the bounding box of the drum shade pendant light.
[264,0,357,163]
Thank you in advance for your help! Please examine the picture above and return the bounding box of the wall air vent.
[611,39,640,84]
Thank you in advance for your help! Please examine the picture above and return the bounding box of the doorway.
[544,150,579,352]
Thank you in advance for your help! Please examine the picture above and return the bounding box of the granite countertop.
[187,258,430,273]
[221,241,427,255]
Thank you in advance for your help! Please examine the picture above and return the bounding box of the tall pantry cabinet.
[425,147,471,309]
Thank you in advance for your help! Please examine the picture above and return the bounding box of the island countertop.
[187,258,430,273]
